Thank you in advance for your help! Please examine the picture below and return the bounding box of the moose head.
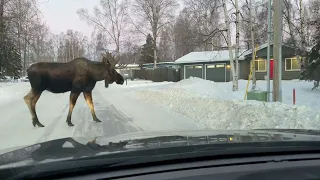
[102,52,124,86]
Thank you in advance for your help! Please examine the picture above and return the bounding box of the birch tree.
[235,0,240,82]
[249,0,256,90]
[222,0,238,91]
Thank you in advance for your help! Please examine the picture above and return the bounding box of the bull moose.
[24,53,124,127]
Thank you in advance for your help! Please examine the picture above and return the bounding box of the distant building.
[141,62,180,69]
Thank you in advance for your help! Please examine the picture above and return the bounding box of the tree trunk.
[153,34,157,69]
[0,0,4,73]
[299,0,306,59]
[235,0,240,87]
[249,0,256,90]
[223,0,237,91]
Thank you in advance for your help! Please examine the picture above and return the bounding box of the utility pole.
[266,0,272,102]
[273,0,283,102]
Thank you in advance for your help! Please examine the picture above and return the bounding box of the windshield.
[0,0,319,171]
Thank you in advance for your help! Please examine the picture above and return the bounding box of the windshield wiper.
[0,137,128,166]
[0,130,317,167]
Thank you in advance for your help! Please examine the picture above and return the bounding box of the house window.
[216,64,225,68]
[207,65,215,68]
[285,58,300,71]
[254,59,266,72]
[186,65,202,69]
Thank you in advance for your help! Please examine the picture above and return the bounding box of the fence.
[118,67,180,82]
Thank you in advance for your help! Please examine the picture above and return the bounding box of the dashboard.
[58,153,320,180]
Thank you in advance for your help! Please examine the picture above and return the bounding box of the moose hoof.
[32,119,45,127]
[67,122,74,126]
[94,119,102,123]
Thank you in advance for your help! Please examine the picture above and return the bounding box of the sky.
[38,0,238,47]
[38,0,99,37]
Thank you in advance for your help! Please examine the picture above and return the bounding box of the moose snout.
[116,75,124,85]
[117,77,124,85]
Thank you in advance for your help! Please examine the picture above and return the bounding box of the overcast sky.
[39,0,99,37]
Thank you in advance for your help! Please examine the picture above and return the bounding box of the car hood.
[1,128,320,168]
[2,128,320,154]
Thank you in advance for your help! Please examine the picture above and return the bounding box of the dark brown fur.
[24,54,124,127]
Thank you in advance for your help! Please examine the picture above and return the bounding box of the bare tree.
[5,0,55,74]
[130,0,179,68]
[172,8,197,59]
[56,30,87,63]
[158,25,174,61]
[233,0,240,82]
[183,0,224,50]
[240,0,268,49]
[77,0,129,59]
[121,40,141,64]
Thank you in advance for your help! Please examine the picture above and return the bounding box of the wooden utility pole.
[273,0,282,102]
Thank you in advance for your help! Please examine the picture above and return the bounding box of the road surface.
[0,82,205,150]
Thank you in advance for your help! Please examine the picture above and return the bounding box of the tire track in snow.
[72,102,104,138]
[36,103,70,143]
[77,88,142,138]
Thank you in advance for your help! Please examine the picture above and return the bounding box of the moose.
[24,52,124,127]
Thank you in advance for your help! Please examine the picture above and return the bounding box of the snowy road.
[2,78,320,150]
[0,86,140,149]
[0,81,205,150]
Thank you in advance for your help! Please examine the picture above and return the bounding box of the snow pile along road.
[0,82,29,106]
[170,77,235,99]
[133,78,320,130]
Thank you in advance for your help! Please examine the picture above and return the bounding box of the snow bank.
[133,78,320,130]
[170,77,236,99]
[0,82,29,106]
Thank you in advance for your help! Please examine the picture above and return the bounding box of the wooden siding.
[240,57,301,80]
[241,44,304,80]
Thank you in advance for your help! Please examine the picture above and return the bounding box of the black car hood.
[1,128,320,168]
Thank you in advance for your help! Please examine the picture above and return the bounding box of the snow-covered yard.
[0,78,320,150]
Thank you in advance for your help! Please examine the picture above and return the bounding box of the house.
[241,43,306,80]
[174,50,246,82]
[142,62,180,69]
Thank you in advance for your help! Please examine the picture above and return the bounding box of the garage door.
[185,65,203,79]
[205,64,226,82]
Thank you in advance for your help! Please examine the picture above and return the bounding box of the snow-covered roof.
[115,64,139,68]
[174,50,246,64]
[143,62,176,66]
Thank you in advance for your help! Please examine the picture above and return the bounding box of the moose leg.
[66,92,80,126]
[24,89,44,127]
[83,91,101,123]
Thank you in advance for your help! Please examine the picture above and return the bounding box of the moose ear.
[105,52,116,66]
[102,53,111,65]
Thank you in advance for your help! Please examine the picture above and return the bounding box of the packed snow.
[0,77,320,150]
[134,78,320,129]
